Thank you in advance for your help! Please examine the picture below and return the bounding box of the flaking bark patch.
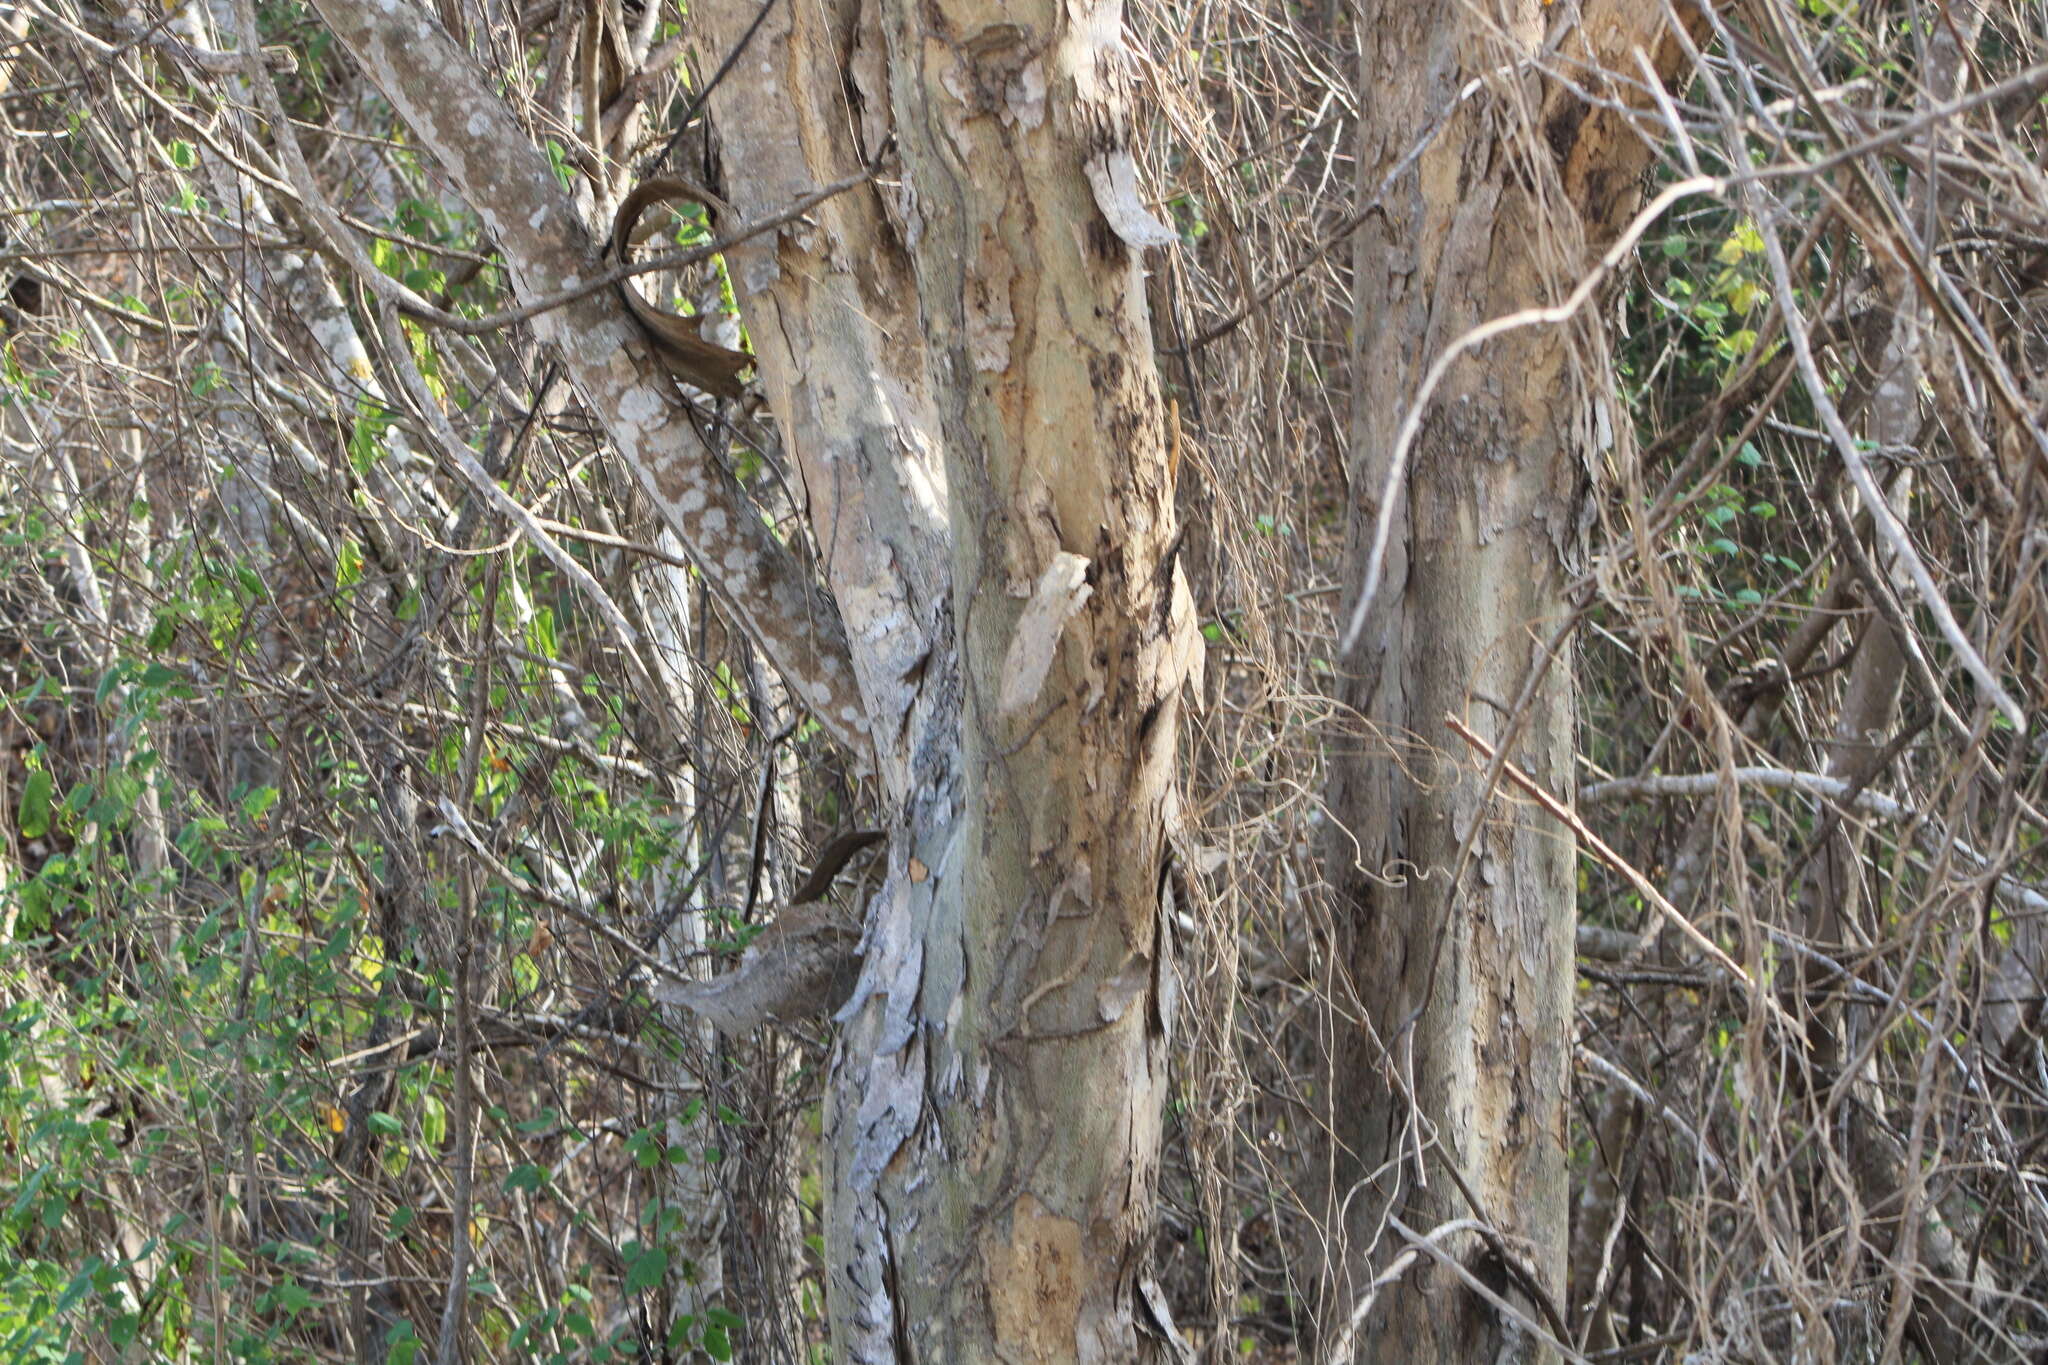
[1082,151,1176,249]
[998,551,1092,719]
[970,231,1019,372]
[984,1193,1084,1362]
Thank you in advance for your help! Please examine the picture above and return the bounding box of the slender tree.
[1321,5,1704,1359]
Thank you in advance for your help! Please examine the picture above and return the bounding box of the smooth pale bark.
[1325,6,1700,1360]
[634,545,731,1339]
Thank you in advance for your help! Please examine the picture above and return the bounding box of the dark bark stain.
[1582,167,1618,226]
[1133,697,1162,748]
[1542,100,1586,168]
[1085,217,1128,266]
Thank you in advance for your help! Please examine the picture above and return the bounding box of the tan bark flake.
[998,551,1093,719]
[970,231,1019,372]
[984,1193,1084,1362]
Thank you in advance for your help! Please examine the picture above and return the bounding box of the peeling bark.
[812,0,1196,1348]
[307,0,1197,1351]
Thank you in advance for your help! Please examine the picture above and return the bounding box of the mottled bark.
[691,0,949,799]
[1324,5,1700,1360]
[299,0,872,756]
[307,0,1198,1353]
[814,0,1198,1350]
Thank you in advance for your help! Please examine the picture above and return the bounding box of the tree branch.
[294,0,873,759]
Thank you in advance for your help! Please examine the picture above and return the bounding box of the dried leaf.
[1166,563,1205,703]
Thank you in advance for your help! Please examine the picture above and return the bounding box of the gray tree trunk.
[1322,6,1700,1360]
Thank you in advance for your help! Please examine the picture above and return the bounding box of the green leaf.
[624,1246,667,1293]
[1715,221,1765,264]
[666,1316,696,1353]
[1719,327,1758,357]
[626,1126,663,1170]
[18,768,52,839]
[367,1112,403,1136]
[504,1163,546,1192]
[516,1108,560,1135]
[337,538,364,590]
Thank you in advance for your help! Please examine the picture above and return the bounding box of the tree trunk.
[1323,6,1700,1360]
[303,0,1199,1354]
[817,0,1196,1352]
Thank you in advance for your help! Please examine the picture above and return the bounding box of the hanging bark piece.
[609,179,756,399]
